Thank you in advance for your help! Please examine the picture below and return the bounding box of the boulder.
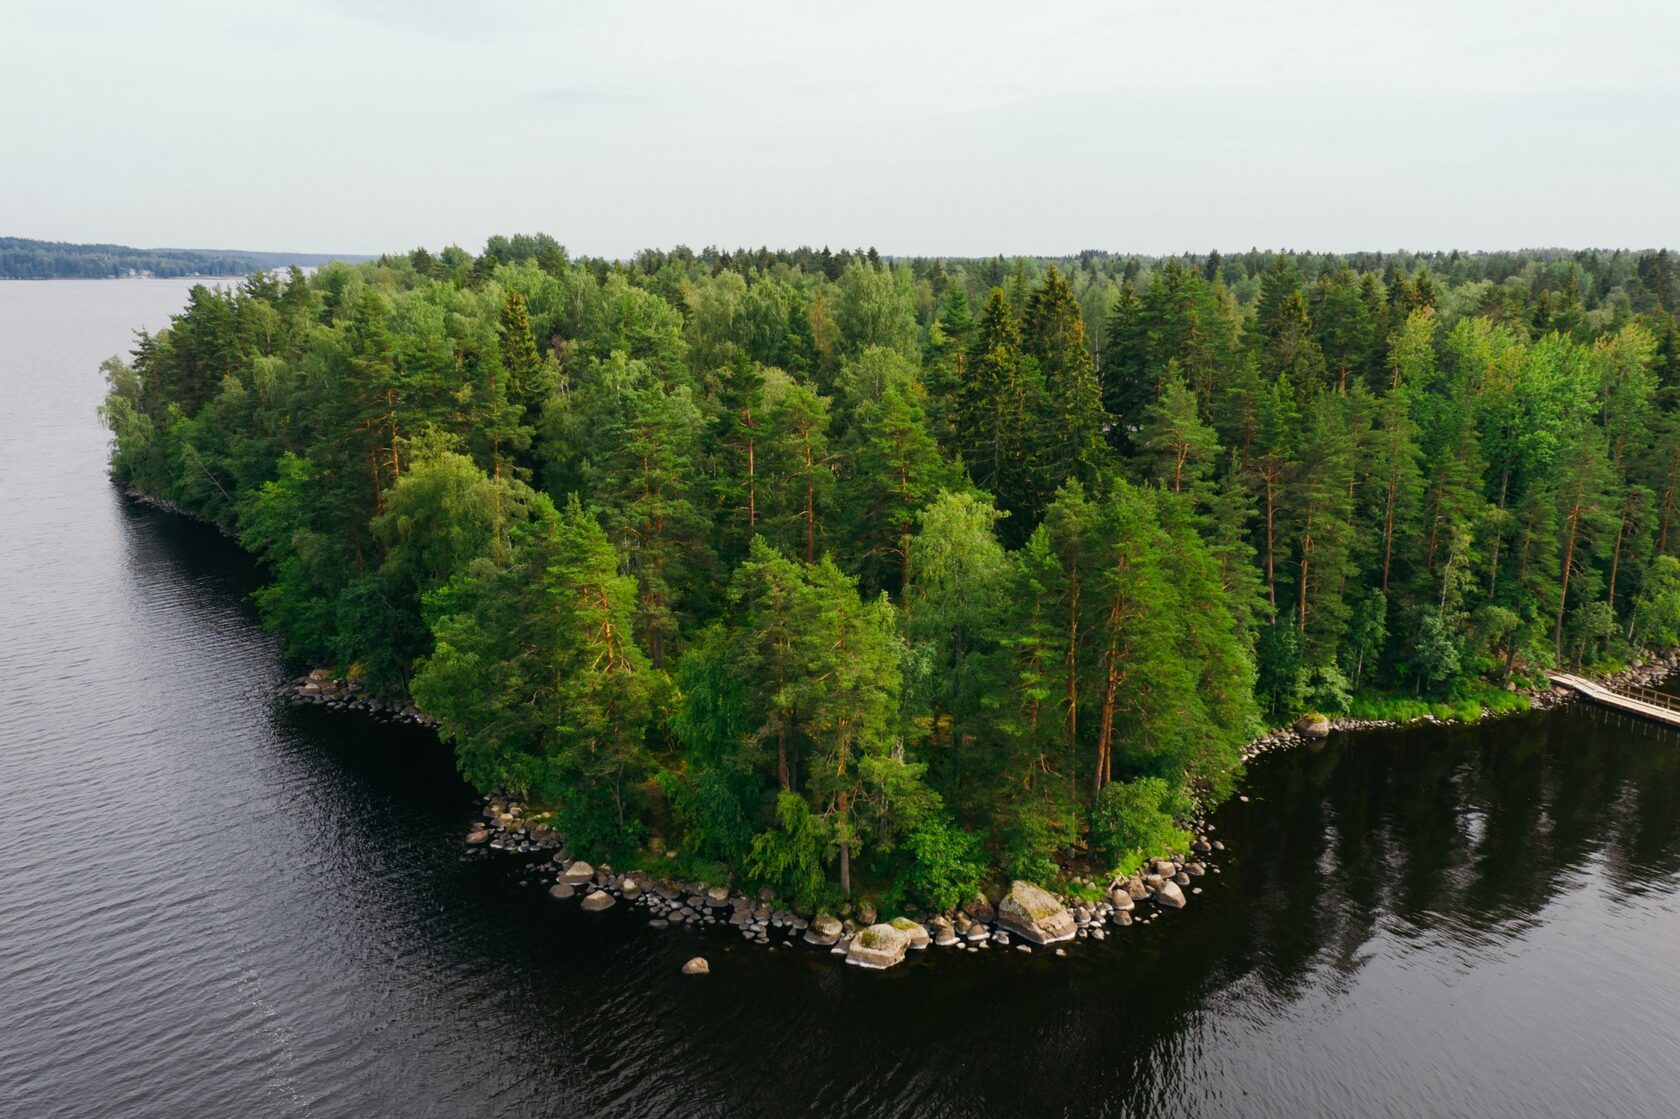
[846,922,913,970]
[1124,878,1148,900]
[890,917,931,950]
[548,883,575,900]
[580,891,615,912]
[681,957,710,976]
[706,885,730,905]
[1155,880,1187,908]
[465,829,490,846]
[964,895,996,923]
[1108,890,1134,912]
[804,913,843,946]
[1295,713,1331,738]
[857,901,878,926]
[996,881,1077,946]
[561,860,595,885]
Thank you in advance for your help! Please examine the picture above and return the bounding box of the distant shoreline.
[0,235,371,281]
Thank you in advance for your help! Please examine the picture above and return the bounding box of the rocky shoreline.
[275,668,435,726]
[312,649,1677,973]
[463,793,1227,972]
[121,485,238,539]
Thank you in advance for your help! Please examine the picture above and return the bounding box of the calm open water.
[4,278,1680,1118]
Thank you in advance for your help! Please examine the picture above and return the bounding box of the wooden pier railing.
[1547,672,1680,727]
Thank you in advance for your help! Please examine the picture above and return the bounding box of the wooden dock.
[1546,672,1680,727]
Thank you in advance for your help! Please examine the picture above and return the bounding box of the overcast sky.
[4,0,1676,258]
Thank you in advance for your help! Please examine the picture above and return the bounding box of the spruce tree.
[959,288,1038,535]
[1024,265,1110,492]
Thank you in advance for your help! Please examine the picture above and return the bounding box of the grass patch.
[1058,879,1107,904]
[1345,681,1531,724]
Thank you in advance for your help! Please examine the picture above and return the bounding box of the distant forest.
[0,236,366,279]
[101,235,1680,909]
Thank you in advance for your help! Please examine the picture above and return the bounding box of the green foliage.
[746,792,832,911]
[1091,777,1193,874]
[412,495,654,858]
[100,240,1680,902]
[889,812,987,913]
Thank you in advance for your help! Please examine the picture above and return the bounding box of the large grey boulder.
[846,922,913,969]
[580,890,615,912]
[996,881,1076,945]
[682,957,709,976]
[1155,880,1187,908]
[804,913,843,946]
[561,860,595,885]
[891,917,931,950]
[1295,713,1331,738]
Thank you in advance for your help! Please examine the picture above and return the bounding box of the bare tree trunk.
[837,789,851,896]
[1555,493,1583,664]
[803,438,816,563]
[1608,498,1629,609]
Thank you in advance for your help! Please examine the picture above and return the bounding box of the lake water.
[4,277,1680,1118]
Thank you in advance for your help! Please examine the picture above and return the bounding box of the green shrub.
[890,812,986,913]
[1091,777,1192,875]
[745,792,832,911]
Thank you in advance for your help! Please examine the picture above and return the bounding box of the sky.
[3,0,1677,258]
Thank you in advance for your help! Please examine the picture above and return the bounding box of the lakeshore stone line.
[301,650,1680,971]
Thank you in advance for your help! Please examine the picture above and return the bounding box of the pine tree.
[796,559,918,896]
[1552,424,1616,662]
[760,376,834,563]
[839,379,951,599]
[598,368,713,666]
[1085,478,1192,798]
[1363,382,1425,596]
[730,538,818,790]
[414,495,653,854]
[1134,364,1220,500]
[708,359,768,566]
[1284,392,1361,663]
[905,491,1010,792]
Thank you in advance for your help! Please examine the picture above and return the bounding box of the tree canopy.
[102,238,1680,908]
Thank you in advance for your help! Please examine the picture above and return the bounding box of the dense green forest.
[101,235,1680,910]
[0,236,363,279]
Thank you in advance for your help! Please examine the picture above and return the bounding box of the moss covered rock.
[997,880,1076,945]
[846,922,912,969]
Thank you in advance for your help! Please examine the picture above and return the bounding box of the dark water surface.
[5,279,1680,1118]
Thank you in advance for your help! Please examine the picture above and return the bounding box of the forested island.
[1,236,364,280]
[99,237,1680,914]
